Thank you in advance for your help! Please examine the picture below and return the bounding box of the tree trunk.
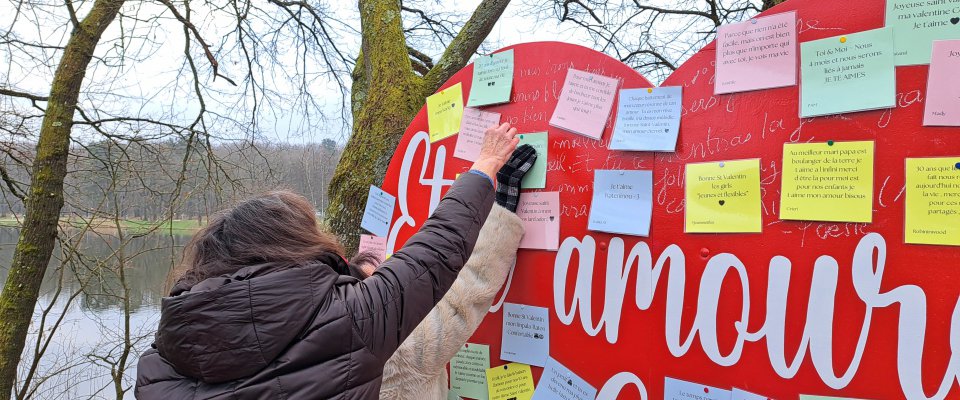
[0,1,124,397]
[762,0,787,10]
[326,0,510,253]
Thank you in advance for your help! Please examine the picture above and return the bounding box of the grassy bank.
[0,217,203,234]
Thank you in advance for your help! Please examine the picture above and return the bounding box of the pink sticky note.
[715,11,798,95]
[455,108,501,161]
[358,234,387,262]
[923,40,960,126]
[516,192,560,251]
[549,69,619,140]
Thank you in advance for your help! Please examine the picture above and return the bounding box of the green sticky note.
[518,132,547,189]
[467,50,514,107]
[800,28,896,118]
[886,0,960,65]
[450,343,490,400]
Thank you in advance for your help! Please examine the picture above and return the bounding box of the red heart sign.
[380,0,960,398]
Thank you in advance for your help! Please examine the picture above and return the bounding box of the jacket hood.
[154,261,338,383]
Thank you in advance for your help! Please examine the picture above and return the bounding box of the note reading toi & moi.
[799,28,896,117]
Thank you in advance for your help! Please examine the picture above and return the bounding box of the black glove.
[496,144,538,213]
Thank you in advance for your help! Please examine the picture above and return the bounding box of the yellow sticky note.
[780,141,875,222]
[486,363,534,400]
[905,157,960,246]
[426,83,464,142]
[685,159,762,233]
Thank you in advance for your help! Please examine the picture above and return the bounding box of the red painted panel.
[379,1,960,398]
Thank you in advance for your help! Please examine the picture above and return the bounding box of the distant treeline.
[0,137,343,222]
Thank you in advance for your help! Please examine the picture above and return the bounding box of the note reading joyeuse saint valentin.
[715,10,798,94]
[610,86,682,152]
[800,28,895,118]
[516,192,560,251]
[886,0,960,65]
[468,49,514,107]
[549,69,619,140]
[426,83,464,142]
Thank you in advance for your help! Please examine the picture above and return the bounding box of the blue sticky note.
[610,87,682,151]
[500,303,549,367]
[588,170,653,237]
[360,185,396,237]
[531,357,597,400]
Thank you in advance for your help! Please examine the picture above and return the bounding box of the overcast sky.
[0,1,601,144]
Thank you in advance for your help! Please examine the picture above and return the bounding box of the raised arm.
[338,122,519,361]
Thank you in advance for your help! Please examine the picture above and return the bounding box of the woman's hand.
[470,122,520,179]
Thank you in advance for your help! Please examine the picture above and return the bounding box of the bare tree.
[524,0,787,83]
[0,0,354,396]
[326,0,511,253]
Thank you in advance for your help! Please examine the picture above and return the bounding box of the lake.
[0,227,187,399]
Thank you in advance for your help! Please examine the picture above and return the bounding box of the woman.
[376,145,537,400]
[135,123,520,399]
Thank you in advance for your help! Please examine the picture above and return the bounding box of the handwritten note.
[357,234,387,262]
[715,11,798,94]
[468,49,514,107]
[451,343,491,400]
[427,83,465,142]
[780,141,875,223]
[923,40,960,126]
[360,185,396,237]
[517,192,560,251]
[500,303,549,367]
[518,132,548,189]
[800,28,896,117]
[663,377,731,400]
[905,157,960,246]
[456,108,501,161]
[588,170,653,236]
[486,363,535,400]
[610,87,682,151]
[886,0,960,65]
[530,357,597,400]
[549,69,619,140]
[685,159,762,233]
[732,388,768,400]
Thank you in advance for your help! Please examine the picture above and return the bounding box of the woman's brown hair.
[167,190,345,295]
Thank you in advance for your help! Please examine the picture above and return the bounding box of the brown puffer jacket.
[135,173,495,399]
